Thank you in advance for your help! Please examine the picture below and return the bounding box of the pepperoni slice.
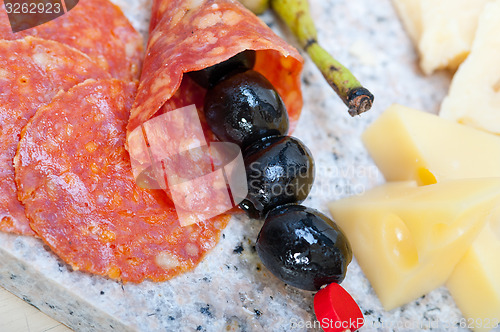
[0,0,143,80]
[0,37,110,236]
[15,79,229,282]
[128,0,304,134]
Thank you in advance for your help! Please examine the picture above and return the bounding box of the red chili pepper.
[313,283,364,332]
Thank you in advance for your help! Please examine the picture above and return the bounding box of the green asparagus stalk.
[272,0,373,116]
[304,42,374,116]
[240,0,374,116]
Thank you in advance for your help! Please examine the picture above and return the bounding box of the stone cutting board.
[1,0,472,331]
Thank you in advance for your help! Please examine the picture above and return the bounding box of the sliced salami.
[15,79,229,282]
[128,0,303,134]
[0,37,110,236]
[0,0,143,80]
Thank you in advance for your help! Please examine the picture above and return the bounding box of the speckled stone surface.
[0,0,478,331]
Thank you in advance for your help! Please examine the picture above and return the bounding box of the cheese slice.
[439,0,500,135]
[447,211,500,332]
[328,179,500,310]
[362,104,500,185]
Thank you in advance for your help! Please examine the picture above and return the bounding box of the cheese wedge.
[391,0,422,43]
[447,211,500,332]
[328,179,500,310]
[418,0,490,74]
[440,0,500,135]
[392,0,490,75]
[362,104,500,184]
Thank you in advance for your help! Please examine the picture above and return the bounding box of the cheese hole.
[382,214,418,270]
[416,167,437,186]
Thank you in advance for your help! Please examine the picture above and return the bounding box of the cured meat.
[129,75,247,226]
[14,79,230,282]
[128,0,304,134]
[0,37,110,236]
[0,0,143,80]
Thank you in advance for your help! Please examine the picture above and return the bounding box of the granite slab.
[0,0,476,331]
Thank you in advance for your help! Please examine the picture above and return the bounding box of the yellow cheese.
[417,0,490,74]
[362,104,500,325]
[362,104,500,185]
[392,0,490,74]
[439,0,500,135]
[391,0,422,43]
[328,179,500,310]
[447,210,500,332]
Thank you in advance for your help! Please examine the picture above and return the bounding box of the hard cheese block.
[328,179,500,310]
[391,0,422,43]
[392,0,490,74]
[362,104,500,184]
[363,104,500,327]
[417,0,490,74]
[447,211,500,332]
[439,0,500,135]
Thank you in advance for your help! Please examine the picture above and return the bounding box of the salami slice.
[0,0,143,80]
[15,79,229,282]
[0,37,110,236]
[128,0,303,134]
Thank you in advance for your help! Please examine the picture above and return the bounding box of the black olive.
[239,136,314,219]
[256,204,352,291]
[188,50,256,89]
[204,70,289,148]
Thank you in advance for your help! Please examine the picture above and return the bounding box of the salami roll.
[0,37,110,236]
[128,0,304,134]
[15,79,229,282]
[0,0,143,80]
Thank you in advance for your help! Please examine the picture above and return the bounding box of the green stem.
[271,0,374,116]
[307,43,374,116]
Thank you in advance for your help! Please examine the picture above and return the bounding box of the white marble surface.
[0,0,479,331]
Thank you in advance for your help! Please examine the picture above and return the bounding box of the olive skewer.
[188,51,364,331]
[192,51,353,285]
